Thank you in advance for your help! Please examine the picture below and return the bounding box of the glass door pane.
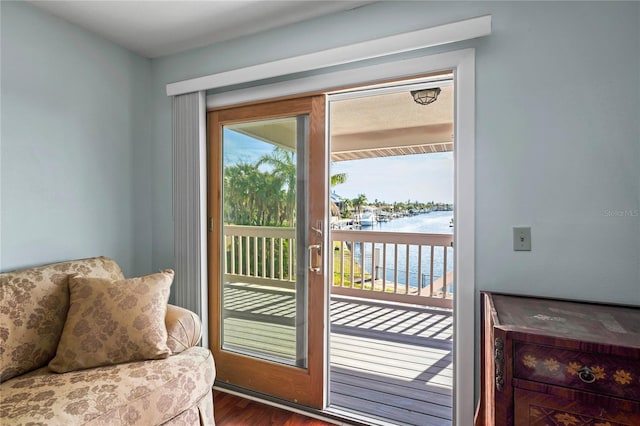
[208,95,326,408]
[221,115,308,368]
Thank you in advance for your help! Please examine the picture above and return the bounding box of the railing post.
[393,244,398,294]
[340,241,345,287]
[261,236,266,278]
[270,237,275,279]
[429,245,435,297]
[350,240,355,289]
[404,244,410,295]
[382,244,387,291]
[253,235,258,277]
[417,245,423,294]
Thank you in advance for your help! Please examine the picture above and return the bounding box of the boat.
[359,212,375,226]
[377,212,390,222]
[358,209,376,226]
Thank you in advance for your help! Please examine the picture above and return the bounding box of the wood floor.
[221,284,453,425]
[214,390,335,425]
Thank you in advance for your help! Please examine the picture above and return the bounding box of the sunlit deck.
[329,297,452,426]
[221,284,453,426]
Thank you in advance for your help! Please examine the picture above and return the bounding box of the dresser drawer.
[514,342,640,400]
[514,388,640,425]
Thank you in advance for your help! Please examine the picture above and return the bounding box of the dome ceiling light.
[410,87,441,105]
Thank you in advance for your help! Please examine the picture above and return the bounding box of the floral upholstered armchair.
[0,256,215,425]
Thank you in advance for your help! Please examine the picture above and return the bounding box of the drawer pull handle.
[578,367,596,384]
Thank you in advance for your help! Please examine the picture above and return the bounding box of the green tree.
[352,193,368,215]
[330,172,347,187]
[258,148,296,226]
[224,162,262,225]
[340,198,353,218]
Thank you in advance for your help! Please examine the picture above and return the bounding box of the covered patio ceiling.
[225,83,454,162]
[330,85,453,161]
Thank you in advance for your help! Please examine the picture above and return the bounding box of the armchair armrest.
[165,304,203,354]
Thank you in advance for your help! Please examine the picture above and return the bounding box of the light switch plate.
[513,227,531,251]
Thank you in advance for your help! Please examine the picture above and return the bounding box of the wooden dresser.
[476,292,640,426]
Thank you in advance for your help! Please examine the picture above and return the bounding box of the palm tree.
[224,162,257,225]
[258,148,296,226]
[330,172,347,187]
[340,198,353,218]
[352,193,368,215]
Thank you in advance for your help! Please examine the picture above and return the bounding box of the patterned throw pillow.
[0,256,125,381]
[48,270,174,373]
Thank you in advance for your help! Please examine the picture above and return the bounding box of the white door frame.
[315,50,476,425]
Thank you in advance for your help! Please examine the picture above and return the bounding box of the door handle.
[308,244,322,273]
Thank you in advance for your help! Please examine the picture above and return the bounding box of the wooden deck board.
[330,358,453,389]
[331,381,452,420]
[331,334,452,361]
[329,393,452,426]
[330,343,452,380]
[221,285,453,425]
[223,318,296,360]
[330,345,452,373]
[330,369,452,402]
[331,298,453,425]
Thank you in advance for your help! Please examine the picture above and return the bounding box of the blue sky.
[223,129,274,165]
[331,153,453,204]
[224,129,454,204]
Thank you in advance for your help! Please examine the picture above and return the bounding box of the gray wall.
[151,1,640,304]
[1,2,153,276]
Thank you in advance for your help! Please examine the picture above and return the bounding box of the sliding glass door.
[208,96,327,407]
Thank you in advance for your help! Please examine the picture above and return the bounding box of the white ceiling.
[27,1,374,58]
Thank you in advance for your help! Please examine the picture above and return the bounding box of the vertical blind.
[172,91,208,347]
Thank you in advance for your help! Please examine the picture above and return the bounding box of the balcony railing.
[223,225,454,309]
[223,225,297,290]
[331,230,454,309]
